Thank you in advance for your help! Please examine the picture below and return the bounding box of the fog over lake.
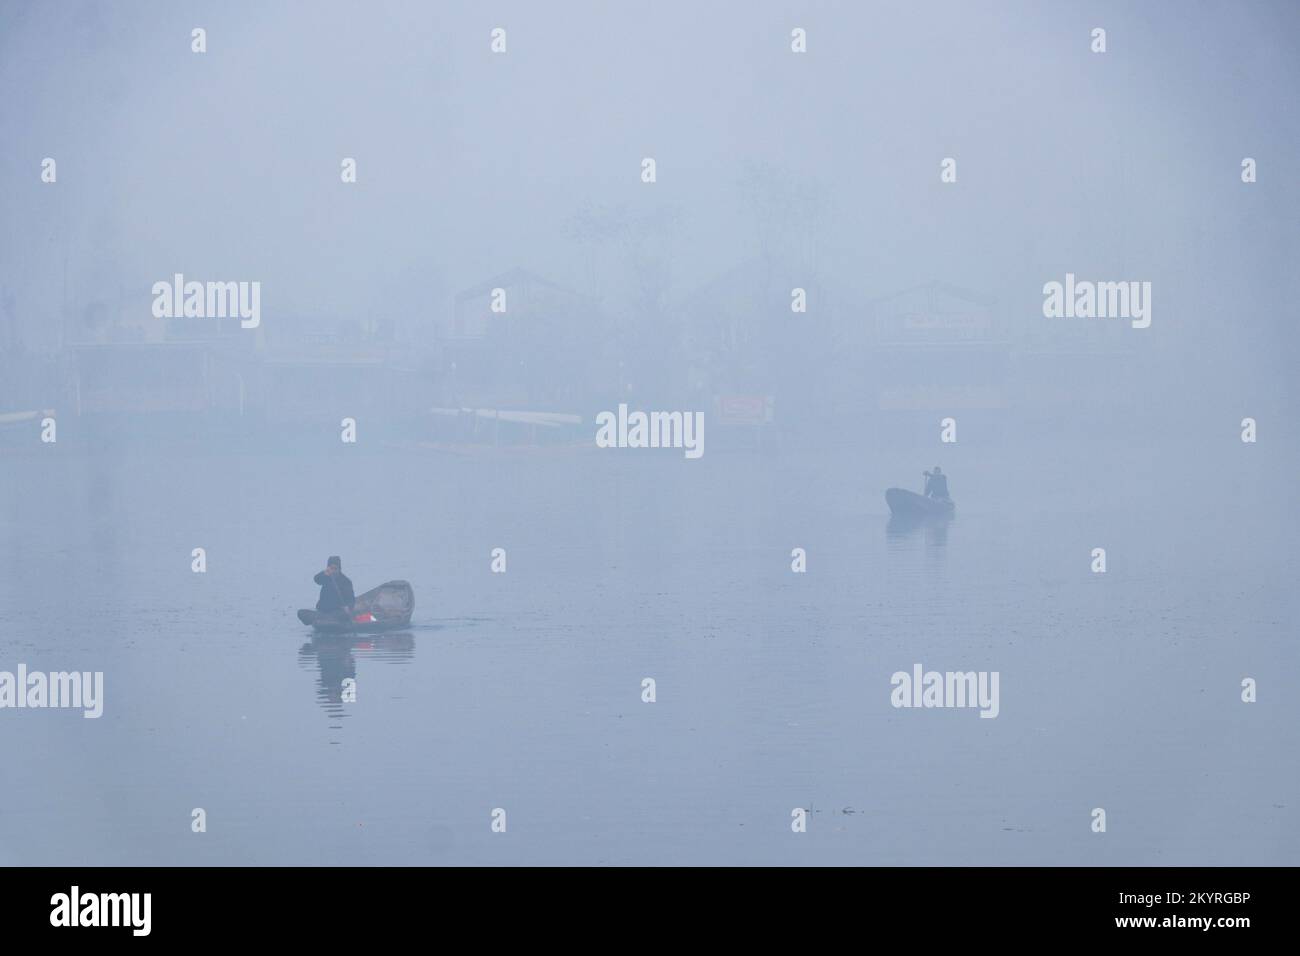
[1,1,1297,865]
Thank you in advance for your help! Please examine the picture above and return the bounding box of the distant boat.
[885,488,955,518]
[297,580,414,633]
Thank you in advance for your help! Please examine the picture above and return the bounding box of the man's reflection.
[297,632,415,717]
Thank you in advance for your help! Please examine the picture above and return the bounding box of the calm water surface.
[2,437,1296,865]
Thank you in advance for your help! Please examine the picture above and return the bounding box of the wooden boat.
[885,488,955,518]
[297,580,414,633]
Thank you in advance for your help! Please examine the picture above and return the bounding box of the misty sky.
[2,0,1298,410]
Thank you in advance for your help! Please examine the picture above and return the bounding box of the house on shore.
[677,258,839,442]
[70,303,429,428]
[850,281,1011,419]
[71,309,259,416]
[439,268,609,412]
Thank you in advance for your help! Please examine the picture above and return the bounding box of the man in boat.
[313,556,355,621]
[923,466,950,500]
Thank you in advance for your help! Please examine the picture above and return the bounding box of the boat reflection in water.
[886,511,950,548]
[297,631,415,720]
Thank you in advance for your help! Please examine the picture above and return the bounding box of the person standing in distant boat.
[314,556,355,620]
[923,466,950,500]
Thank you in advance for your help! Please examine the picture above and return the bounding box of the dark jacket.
[925,473,950,498]
[314,570,355,613]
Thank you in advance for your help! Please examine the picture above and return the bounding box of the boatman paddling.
[314,556,355,622]
[923,466,950,501]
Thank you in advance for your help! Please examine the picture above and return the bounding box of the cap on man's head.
[327,556,342,568]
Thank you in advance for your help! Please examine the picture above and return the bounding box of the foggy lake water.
[2,432,1295,866]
